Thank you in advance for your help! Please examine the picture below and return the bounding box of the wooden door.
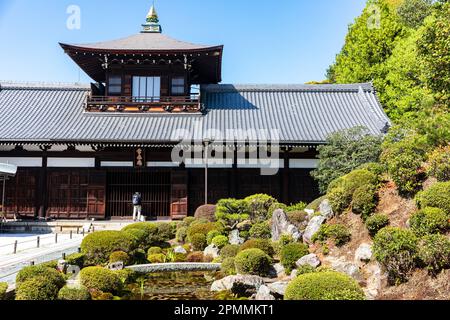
[170,170,188,220]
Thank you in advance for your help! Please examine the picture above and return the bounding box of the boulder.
[290,269,298,278]
[318,199,334,219]
[174,246,188,255]
[255,285,276,300]
[271,209,302,242]
[229,229,245,245]
[302,215,326,243]
[267,281,289,296]
[355,243,373,263]
[211,275,265,292]
[273,263,286,277]
[325,257,363,282]
[204,244,220,259]
[296,254,321,268]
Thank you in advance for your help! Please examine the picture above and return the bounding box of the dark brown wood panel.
[288,169,320,205]
[1,169,38,219]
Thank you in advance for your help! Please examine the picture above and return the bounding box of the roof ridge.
[202,83,375,93]
[0,81,90,90]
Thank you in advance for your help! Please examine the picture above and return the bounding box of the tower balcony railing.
[85,94,202,113]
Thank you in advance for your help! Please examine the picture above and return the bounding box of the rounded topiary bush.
[249,222,272,239]
[191,233,207,251]
[365,214,390,237]
[16,265,66,289]
[280,243,309,273]
[410,207,449,236]
[195,205,217,222]
[427,146,450,182]
[212,235,229,249]
[220,244,240,259]
[187,222,218,243]
[186,251,205,262]
[109,251,130,265]
[416,182,450,213]
[176,226,188,243]
[284,271,365,300]
[312,224,351,246]
[147,253,166,264]
[79,267,122,294]
[221,257,237,276]
[417,234,450,275]
[373,227,418,284]
[206,230,223,245]
[147,247,163,255]
[15,276,60,300]
[244,194,277,222]
[155,223,175,242]
[0,282,8,300]
[286,211,309,229]
[352,184,378,219]
[240,239,275,257]
[81,231,135,265]
[57,285,91,300]
[66,253,85,268]
[234,249,271,276]
[122,222,158,247]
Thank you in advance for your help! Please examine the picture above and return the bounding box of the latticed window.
[171,77,185,95]
[108,75,122,95]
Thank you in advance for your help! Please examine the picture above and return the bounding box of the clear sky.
[0,0,366,85]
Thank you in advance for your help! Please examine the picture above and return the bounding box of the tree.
[397,0,433,28]
[311,127,383,193]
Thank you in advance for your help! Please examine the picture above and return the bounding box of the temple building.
[0,5,390,221]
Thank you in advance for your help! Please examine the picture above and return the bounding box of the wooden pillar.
[282,147,291,204]
[230,144,238,198]
[37,148,49,219]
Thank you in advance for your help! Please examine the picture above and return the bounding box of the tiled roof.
[0,81,390,145]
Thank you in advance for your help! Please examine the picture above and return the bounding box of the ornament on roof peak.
[142,3,162,33]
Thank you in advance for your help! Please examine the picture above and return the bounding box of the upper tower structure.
[59,3,223,113]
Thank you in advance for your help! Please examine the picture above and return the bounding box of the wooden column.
[37,147,49,219]
[230,144,238,198]
[282,147,292,204]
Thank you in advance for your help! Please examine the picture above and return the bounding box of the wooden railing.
[85,95,202,113]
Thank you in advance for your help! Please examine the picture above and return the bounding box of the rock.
[364,262,383,300]
[57,259,68,272]
[211,275,265,292]
[355,244,373,263]
[237,220,252,231]
[318,199,334,219]
[302,215,326,243]
[326,257,363,282]
[273,263,286,277]
[255,285,276,300]
[267,281,289,296]
[174,246,188,255]
[296,254,321,268]
[290,269,298,278]
[271,209,302,242]
[229,229,245,245]
[204,244,220,259]
[304,209,315,216]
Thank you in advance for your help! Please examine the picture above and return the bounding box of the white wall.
[0,157,42,167]
[47,158,95,168]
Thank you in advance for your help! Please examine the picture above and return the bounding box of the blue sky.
[0,0,366,84]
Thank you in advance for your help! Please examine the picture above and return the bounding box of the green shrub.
[186,251,205,262]
[90,290,114,300]
[182,217,196,227]
[147,247,163,255]
[206,230,223,245]
[108,251,130,265]
[187,222,218,243]
[79,267,122,294]
[280,243,309,273]
[366,214,390,236]
[234,249,271,276]
[285,271,365,300]
[286,211,309,229]
[147,253,166,264]
[327,186,351,214]
[176,226,188,243]
[114,269,136,285]
[417,234,450,275]
[81,231,135,265]
[416,182,450,214]
[15,276,60,300]
[215,198,250,225]
[249,222,271,239]
[220,244,240,259]
[123,228,148,249]
[212,235,229,249]
[268,202,288,217]
[39,260,58,269]
[16,265,66,289]
[244,194,277,222]
[240,238,275,257]
[194,205,217,222]
[410,207,449,236]
[221,257,237,276]
[191,233,207,251]
[305,196,327,212]
[352,184,378,219]
[312,224,351,247]
[66,253,85,268]
[122,222,158,247]
[373,227,418,284]
[57,285,91,300]
[286,202,307,212]
[296,265,317,276]
[357,162,386,177]
[155,223,175,242]
[0,282,8,300]
[427,145,450,182]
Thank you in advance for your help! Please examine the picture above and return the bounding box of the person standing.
[132,192,142,222]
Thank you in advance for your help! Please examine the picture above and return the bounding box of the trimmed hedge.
[122,222,158,247]
[81,231,135,265]
[57,285,91,300]
[212,235,229,249]
[176,227,188,243]
[244,194,277,222]
[109,251,130,265]
[239,239,275,257]
[187,222,218,243]
[416,182,450,214]
[410,207,449,236]
[373,227,418,284]
[249,222,272,239]
[79,267,122,294]
[417,234,450,275]
[221,257,237,276]
[312,224,351,247]
[155,223,175,242]
[220,244,240,259]
[234,249,271,276]
[0,282,8,300]
[206,230,223,245]
[286,211,309,229]
[194,205,217,222]
[352,184,378,219]
[16,265,66,289]
[365,214,390,237]
[147,247,163,255]
[280,243,309,273]
[15,276,60,300]
[191,233,207,251]
[66,253,85,268]
[147,253,166,264]
[186,251,205,262]
[285,271,365,300]
[427,145,450,182]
